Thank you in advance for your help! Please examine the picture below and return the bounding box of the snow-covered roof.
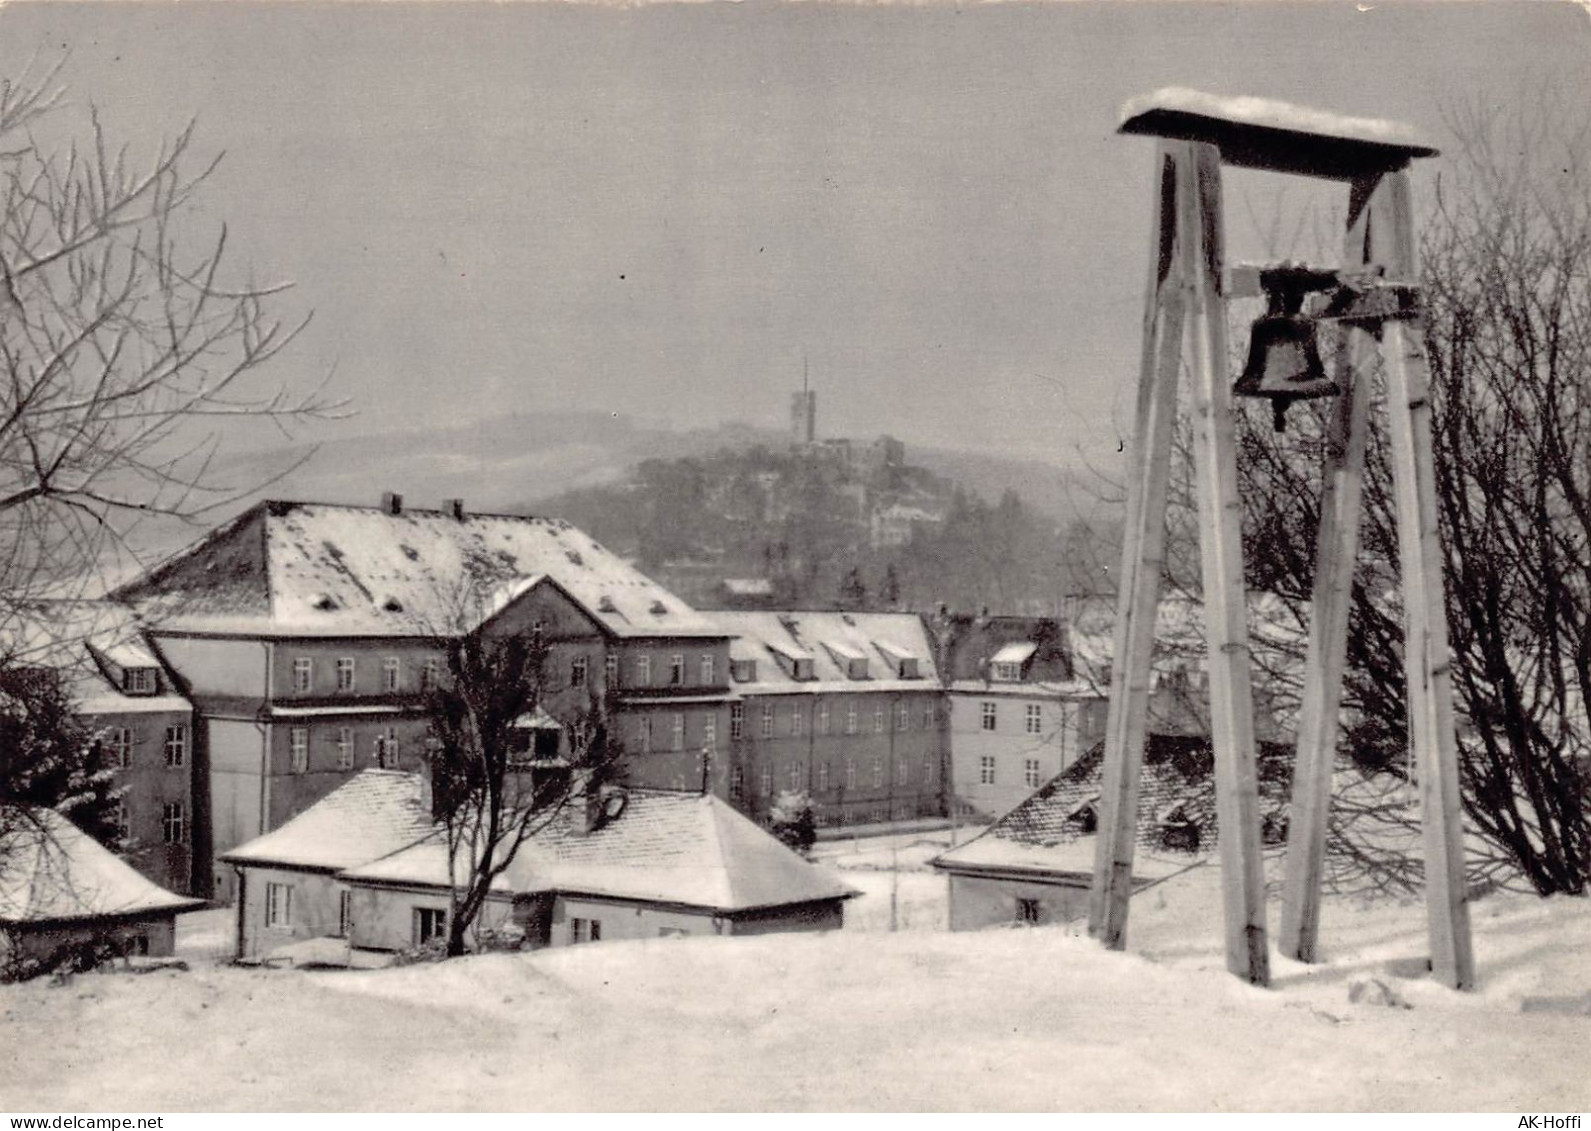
[0,808,203,924]
[933,733,1294,878]
[118,501,725,640]
[258,772,857,913]
[219,771,436,872]
[0,600,189,717]
[714,610,939,695]
[990,642,1039,667]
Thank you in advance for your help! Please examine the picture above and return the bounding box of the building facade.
[712,610,947,828]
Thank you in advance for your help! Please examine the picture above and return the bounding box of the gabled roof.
[218,770,435,872]
[933,734,1293,878]
[0,808,203,924]
[713,610,939,694]
[117,501,724,640]
[261,773,857,914]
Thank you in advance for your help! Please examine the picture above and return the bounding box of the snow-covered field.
[3,847,1589,1112]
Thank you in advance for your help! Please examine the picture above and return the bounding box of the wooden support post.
[1182,141,1269,986]
[1376,173,1476,991]
[1089,142,1186,948]
[1277,176,1380,962]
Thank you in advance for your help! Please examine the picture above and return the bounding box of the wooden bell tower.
[1087,89,1475,991]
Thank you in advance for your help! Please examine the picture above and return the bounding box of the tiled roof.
[934,733,1293,875]
[218,771,435,872]
[262,773,858,913]
[0,808,203,924]
[713,610,939,694]
[119,501,724,640]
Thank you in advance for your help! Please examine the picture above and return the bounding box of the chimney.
[381,491,404,516]
[576,772,604,836]
[445,498,467,521]
[415,760,435,822]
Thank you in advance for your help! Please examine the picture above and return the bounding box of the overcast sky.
[3,1,1589,472]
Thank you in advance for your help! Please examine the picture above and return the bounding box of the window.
[414,907,447,946]
[383,657,401,692]
[816,762,829,792]
[730,765,744,802]
[845,704,858,735]
[872,757,884,788]
[604,652,619,688]
[761,704,774,739]
[788,763,802,792]
[290,727,309,774]
[422,656,441,692]
[265,882,292,928]
[669,654,685,686]
[993,662,1021,682]
[730,703,744,740]
[1025,759,1042,788]
[161,801,185,844]
[339,891,354,937]
[123,667,157,695]
[1016,898,1040,925]
[111,799,129,841]
[923,702,935,729]
[671,712,686,752]
[699,654,715,685]
[163,725,187,769]
[845,759,856,790]
[570,656,588,688]
[1026,703,1043,735]
[873,706,885,734]
[703,715,716,753]
[637,717,652,755]
[981,702,997,731]
[791,706,803,737]
[817,702,830,734]
[569,917,601,944]
[110,727,133,769]
[637,655,652,686]
[337,727,355,770]
[895,757,909,787]
[979,756,996,785]
[377,728,400,769]
[337,657,356,692]
[922,755,936,784]
[897,703,910,731]
[759,767,772,797]
[292,657,313,692]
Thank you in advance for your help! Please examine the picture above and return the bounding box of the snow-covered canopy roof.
[0,808,203,925]
[118,501,725,640]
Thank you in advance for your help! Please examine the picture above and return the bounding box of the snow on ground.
[3,850,1589,1112]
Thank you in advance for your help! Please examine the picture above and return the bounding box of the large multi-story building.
[113,497,735,898]
[939,614,1106,819]
[711,610,947,828]
[3,601,197,895]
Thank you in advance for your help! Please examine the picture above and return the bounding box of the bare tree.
[1,56,343,614]
[423,626,625,958]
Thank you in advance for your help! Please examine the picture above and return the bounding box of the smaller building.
[0,807,205,974]
[931,733,1292,931]
[222,770,858,961]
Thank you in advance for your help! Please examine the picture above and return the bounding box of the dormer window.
[896,657,920,679]
[122,667,157,695]
[731,659,758,683]
[992,662,1021,682]
[793,658,815,681]
[989,642,1038,683]
[846,657,869,680]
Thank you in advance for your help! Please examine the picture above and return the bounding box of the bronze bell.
[1235,265,1340,432]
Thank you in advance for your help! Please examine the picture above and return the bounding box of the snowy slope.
[1,864,1587,1112]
